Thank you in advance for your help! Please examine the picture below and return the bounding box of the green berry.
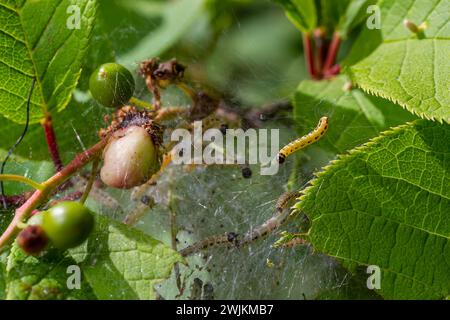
[41,201,94,250]
[28,211,44,226]
[100,126,160,189]
[89,63,135,108]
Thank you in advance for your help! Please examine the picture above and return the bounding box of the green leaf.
[69,214,184,300]
[0,0,97,124]
[297,120,450,299]
[0,150,53,195]
[346,0,450,123]
[338,0,377,38]
[293,76,417,155]
[318,0,351,34]
[77,0,164,91]
[0,99,108,163]
[273,0,317,33]
[6,243,96,300]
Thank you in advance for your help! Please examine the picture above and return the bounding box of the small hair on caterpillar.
[275,191,300,212]
[278,116,328,164]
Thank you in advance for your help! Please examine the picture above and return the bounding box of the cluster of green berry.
[18,201,94,255]
[18,63,159,255]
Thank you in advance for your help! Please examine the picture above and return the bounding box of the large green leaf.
[293,76,417,155]
[69,214,183,300]
[346,0,450,123]
[337,0,377,38]
[6,243,96,300]
[0,99,108,163]
[0,150,53,195]
[297,120,450,299]
[3,213,182,300]
[0,0,97,124]
[118,0,207,66]
[273,0,317,33]
[0,250,7,299]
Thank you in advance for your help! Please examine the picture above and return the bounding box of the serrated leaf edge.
[294,120,424,211]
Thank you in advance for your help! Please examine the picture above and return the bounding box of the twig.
[80,157,100,204]
[0,138,108,249]
[0,174,44,191]
[129,97,155,110]
[41,113,64,172]
[177,83,197,102]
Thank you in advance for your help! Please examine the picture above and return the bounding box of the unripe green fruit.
[28,211,44,226]
[89,63,135,108]
[41,201,94,250]
[100,126,160,189]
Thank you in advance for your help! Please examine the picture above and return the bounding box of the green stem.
[80,157,100,204]
[176,82,197,102]
[0,174,44,191]
[129,97,154,110]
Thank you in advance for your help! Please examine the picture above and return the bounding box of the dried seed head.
[99,105,163,147]
[17,225,49,256]
[139,58,186,88]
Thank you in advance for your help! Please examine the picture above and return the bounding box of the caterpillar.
[179,192,299,257]
[278,116,328,164]
[179,232,238,257]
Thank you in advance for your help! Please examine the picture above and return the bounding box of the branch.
[80,157,99,204]
[0,174,44,191]
[41,113,64,172]
[0,138,108,249]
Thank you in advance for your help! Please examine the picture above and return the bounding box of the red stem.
[302,33,317,79]
[323,31,341,73]
[41,114,64,172]
[324,64,341,79]
[313,28,326,78]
